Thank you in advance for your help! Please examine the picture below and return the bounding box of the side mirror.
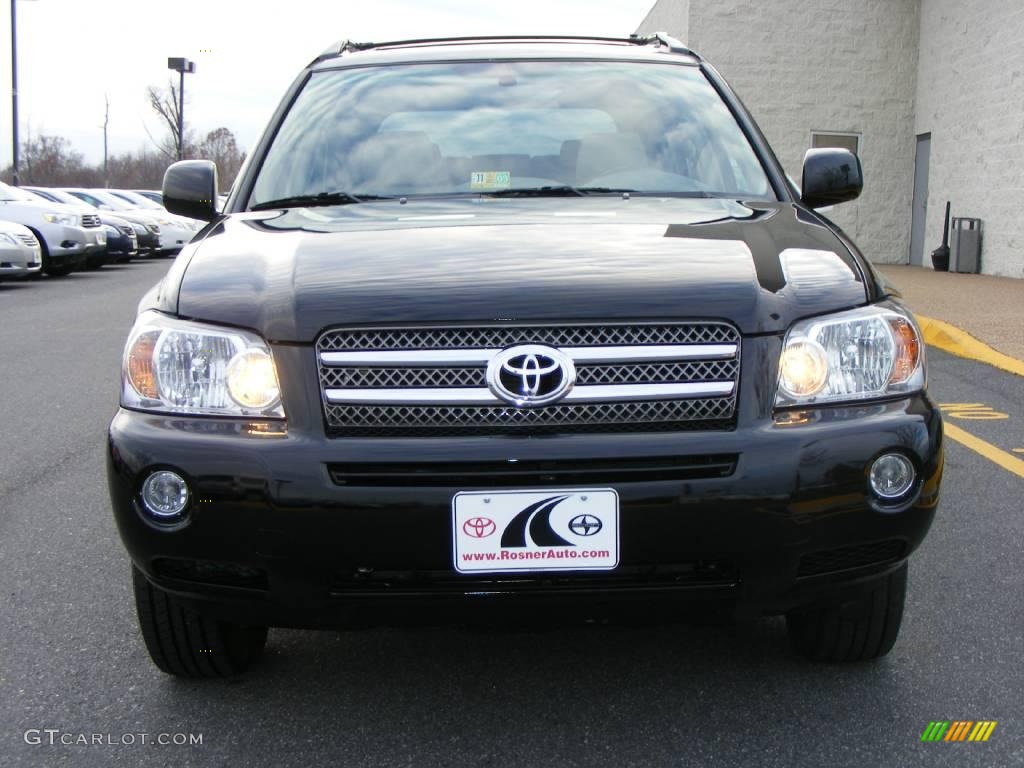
[800,148,863,209]
[163,160,219,221]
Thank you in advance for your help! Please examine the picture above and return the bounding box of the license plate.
[453,488,619,573]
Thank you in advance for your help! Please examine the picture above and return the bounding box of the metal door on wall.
[909,133,931,266]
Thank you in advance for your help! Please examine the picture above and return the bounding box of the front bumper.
[108,377,942,627]
[106,231,139,259]
[82,226,107,254]
[0,245,42,279]
[136,231,160,255]
[158,225,191,253]
[48,225,89,258]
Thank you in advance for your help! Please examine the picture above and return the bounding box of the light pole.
[10,0,20,185]
[166,57,195,161]
[9,0,36,185]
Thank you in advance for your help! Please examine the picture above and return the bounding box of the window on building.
[811,131,860,155]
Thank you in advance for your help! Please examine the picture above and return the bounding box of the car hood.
[107,210,160,227]
[169,198,874,341]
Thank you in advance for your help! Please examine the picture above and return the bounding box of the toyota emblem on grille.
[486,344,576,407]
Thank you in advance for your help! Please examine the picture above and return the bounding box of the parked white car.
[0,181,106,276]
[108,189,203,250]
[0,220,43,280]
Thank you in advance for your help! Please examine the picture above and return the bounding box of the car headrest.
[344,131,442,192]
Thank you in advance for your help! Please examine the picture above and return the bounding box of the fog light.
[141,470,190,520]
[868,454,915,500]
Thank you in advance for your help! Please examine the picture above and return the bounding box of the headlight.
[131,223,146,235]
[121,311,285,418]
[43,211,79,226]
[775,304,924,407]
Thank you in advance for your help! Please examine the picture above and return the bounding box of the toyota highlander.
[107,34,943,678]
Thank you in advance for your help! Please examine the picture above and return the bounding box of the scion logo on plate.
[568,514,603,536]
[486,344,576,407]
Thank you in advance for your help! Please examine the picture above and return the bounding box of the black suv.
[108,34,942,678]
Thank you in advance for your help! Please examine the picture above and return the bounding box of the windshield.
[86,190,137,210]
[112,190,162,209]
[47,189,89,207]
[250,61,773,206]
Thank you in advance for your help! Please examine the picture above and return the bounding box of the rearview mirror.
[163,160,218,221]
[800,148,863,209]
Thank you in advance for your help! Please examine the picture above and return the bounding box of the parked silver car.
[0,220,43,280]
[0,181,105,276]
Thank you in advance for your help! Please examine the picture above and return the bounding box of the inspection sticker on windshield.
[453,489,619,573]
[470,171,511,190]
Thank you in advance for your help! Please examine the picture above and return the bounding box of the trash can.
[951,217,983,273]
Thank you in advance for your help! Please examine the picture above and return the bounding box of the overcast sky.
[0,0,655,166]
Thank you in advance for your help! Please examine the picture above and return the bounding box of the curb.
[915,315,1024,377]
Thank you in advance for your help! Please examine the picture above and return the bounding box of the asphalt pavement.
[1,261,1021,768]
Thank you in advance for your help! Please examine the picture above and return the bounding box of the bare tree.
[12,134,96,186]
[146,80,194,160]
[197,127,245,189]
[2,129,242,189]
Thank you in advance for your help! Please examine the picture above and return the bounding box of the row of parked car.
[0,182,207,280]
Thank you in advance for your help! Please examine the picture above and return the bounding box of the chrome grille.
[321,359,738,390]
[318,324,736,351]
[317,323,740,435]
[81,214,101,228]
[16,233,38,247]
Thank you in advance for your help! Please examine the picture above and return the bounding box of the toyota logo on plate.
[486,344,576,407]
[462,517,496,538]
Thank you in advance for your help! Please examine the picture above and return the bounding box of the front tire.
[132,566,268,678]
[786,563,907,662]
[33,234,71,277]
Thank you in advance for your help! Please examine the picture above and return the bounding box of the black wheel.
[786,563,907,662]
[33,233,70,277]
[132,566,268,678]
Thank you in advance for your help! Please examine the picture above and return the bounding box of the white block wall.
[638,0,922,266]
[915,1,1024,277]
[636,0,690,43]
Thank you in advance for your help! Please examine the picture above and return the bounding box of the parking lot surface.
[1,262,1021,767]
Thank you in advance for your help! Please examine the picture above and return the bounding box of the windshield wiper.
[482,185,587,198]
[479,186,720,198]
[250,191,394,211]
[481,185,644,198]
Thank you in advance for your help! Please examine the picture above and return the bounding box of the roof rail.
[311,34,698,63]
[309,39,376,65]
[628,31,698,58]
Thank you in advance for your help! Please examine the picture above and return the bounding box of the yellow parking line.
[917,315,1024,377]
[944,423,1024,479]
